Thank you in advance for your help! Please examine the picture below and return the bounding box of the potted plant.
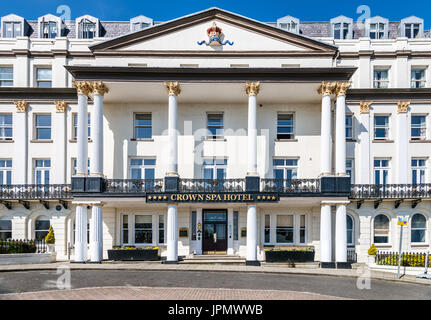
[265,246,315,263]
[367,244,377,264]
[45,225,55,253]
[107,246,160,261]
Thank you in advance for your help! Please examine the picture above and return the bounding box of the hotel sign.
[146,193,279,203]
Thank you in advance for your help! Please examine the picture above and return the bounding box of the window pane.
[135,127,152,139]
[277,215,293,227]
[37,128,51,140]
[36,68,52,80]
[411,214,426,228]
[36,115,51,126]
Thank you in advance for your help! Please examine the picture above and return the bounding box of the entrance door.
[202,210,227,254]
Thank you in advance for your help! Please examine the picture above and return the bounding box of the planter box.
[107,249,159,261]
[0,253,56,265]
[265,250,315,263]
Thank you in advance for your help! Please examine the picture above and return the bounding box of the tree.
[45,225,55,244]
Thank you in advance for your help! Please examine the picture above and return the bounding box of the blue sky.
[2,0,431,28]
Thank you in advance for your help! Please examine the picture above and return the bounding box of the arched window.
[347,215,354,245]
[411,214,427,243]
[35,215,50,240]
[0,217,12,240]
[374,214,389,243]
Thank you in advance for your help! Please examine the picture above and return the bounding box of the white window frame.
[277,113,295,140]
[129,158,156,180]
[346,159,354,184]
[299,214,307,244]
[129,15,153,32]
[411,114,427,140]
[0,66,13,87]
[273,158,298,180]
[330,16,353,40]
[264,214,271,244]
[374,158,390,185]
[38,14,62,39]
[374,114,390,140]
[0,217,12,240]
[366,16,388,39]
[35,215,50,240]
[275,214,295,245]
[35,67,52,88]
[411,67,426,88]
[134,113,152,140]
[76,15,99,39]
[158,214,165,245]
[0,159,12,185]
[373,214,390,245]
[202,158,227,180]
[133,214,153,245]
[277,16,300,34]
[347,214,354,246]
[411,213,427,244]
[207,112,224,139]
[373,68,390,89]
[345,114,353,139]
[72,158,90,176]
[1,14,25,38]
[0,113,12,140]
[34,113,52,140]
[411,158,426,185]
[72,112,91,140]
[121,214,130,245]
[34,159,51,185]
[400,16,424,38]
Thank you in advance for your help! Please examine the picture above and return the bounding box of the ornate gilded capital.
[397,101,410,114]
[164,81,181,96]
[92,81,109,96]
[359,101,372,114]
[317,82,337,96]
[14,100,28,113]
[335,81,351,97]
[72,81,92,97]
[245,81,260,96]
[54,100,67,113]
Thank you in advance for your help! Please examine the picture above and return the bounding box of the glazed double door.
[202,210,227,254]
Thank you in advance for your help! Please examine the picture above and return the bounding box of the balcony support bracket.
[356,199,364,209]
[60,200,69,209]
[18,200,30,210]
[374,199,382,209]
[0,200,12,210]
[412,199,421,209]
[40,200,49,210]
[394,199,403,209]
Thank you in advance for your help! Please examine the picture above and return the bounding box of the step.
[179,259,246,265]
[184,255,243,261]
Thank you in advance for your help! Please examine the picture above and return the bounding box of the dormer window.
[366,16,388,39]
[401,16,424,38]
[41,21,57,38]
[38,14,62,39]
[1,14,25,38]
[76,15,99,39]
[277,15,299,34]
[330,16,353,40]
[130,15,153,32]
[79,19,95,39]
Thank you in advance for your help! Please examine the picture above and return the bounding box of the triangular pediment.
[90,7,336,54]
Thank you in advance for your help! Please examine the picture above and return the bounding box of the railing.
[179,179,245,193]
[347,248,357,263]
[104,179,164,194]
[351,184,431,199]
[0,239,47,254]
[260,179,321,194]
[0,184,71,200]
[376,251,429,267]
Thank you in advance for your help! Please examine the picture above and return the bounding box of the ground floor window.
[134,215,152,244]
[233,211,239,241]
[35,216,50,240]
[276,215,294,244]
[264,214,270,243]
[347,215,354,245]
[0,217,12,240]
[374,214,390,244]
[411,213,427,243]
[299,215,306,244]
[191,211,197,241]
[122,215,129,244]
[158,215,165,244]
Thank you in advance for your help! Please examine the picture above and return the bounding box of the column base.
[336,262,352,269]
[163,260,178,265]
[320,262,336,269]
[245,260,261,266]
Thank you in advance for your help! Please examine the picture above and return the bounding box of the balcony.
[260,179,321,195]
[104,179,164,195]
[179,179,245,193]
[0,184,72,200]
[350,184,431,199]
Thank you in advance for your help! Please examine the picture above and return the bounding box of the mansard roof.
[89,7,337,53]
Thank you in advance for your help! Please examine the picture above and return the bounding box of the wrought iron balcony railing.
[179,179,245,193]
[0,184,72,200]
[104,179,164,194]
[260,179,321,194]
[350,184,431,199]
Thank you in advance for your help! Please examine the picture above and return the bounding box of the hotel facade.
[0,8,431,266]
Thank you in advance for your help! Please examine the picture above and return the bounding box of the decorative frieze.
[72,81,92,96]
[54,100,67,113]
[397,101,410,113]
[14,100,28,113]
[164,81,181,96]
[318,81,337,96]
[245,81,260,96]
[335,81,351,97]
[92,81,109,96]
[359,101,372,114]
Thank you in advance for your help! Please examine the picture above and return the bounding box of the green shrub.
[45,226,55,244]
[368,244,377,255]
[377,253,428,267]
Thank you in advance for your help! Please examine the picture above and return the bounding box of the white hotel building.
[0,7,431,266]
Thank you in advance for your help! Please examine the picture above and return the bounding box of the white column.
[90,204,103,262]
[165,82,181,176]
[320,203,332,263]
[246,82,260,175]
[74,204,88,262]
[335,204,347,263]
[12,101,28,184]
[73,82,91,176]
[52,101,67,184]
[246,205,258,262]
[335,82,350,176]
[90,82,108,177]
[359,102,371,184]
[167,204,178,262]
[319,82,335,176]
[397,102,409,184]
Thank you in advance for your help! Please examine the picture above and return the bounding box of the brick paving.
[0,286,345,300]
